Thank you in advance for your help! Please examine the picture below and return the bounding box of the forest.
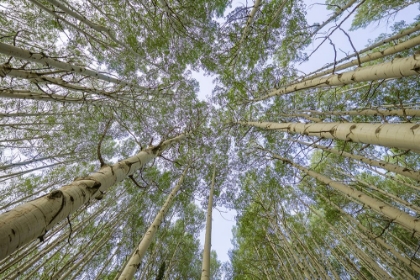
[0,0,419,279]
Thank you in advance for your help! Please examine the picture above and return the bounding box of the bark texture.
[239,121,420,151]
[253,54,420,101]
[0,134,186,260]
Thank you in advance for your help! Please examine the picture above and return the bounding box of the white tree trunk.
[295,140,420,181]
[253,54,420,101]
[301,23,420,82]
[0,134,187,260]
[302,108,420,117]
[117,165,189,280]
[0,89,103,103]
[239,121,420,151]
[302,34,420,81]
[0,42,132,86]
[201,167,216,280]
[272,154,420,235]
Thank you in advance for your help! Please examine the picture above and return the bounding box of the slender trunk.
[201,167,216,280]
[0,133,187,260]
[306,205,376,279]
[303,108,420,118]
[240,121,420,151]
[279,113,322,122]
[0,42,132,86]
[44,0,110,33]
[294,140,420,181]
[0,112,71,117]
[335,169,420,213]
[117,165,189,280]
[252,54,420,101]
[0,65,125,97]
[302,34,420,81]
[270,153,420,234]
[230,0,262,64]
[95,249,119,280]
[0,159,78,181]
[0,152,75,171]
[252,245,274,280]
[318,192,420,275]
[58,224,116,280]
[365,166,420,192]
[301,23,420,82]
[0,88,105,103]
[307,0,357,38]
[0,180,64,211]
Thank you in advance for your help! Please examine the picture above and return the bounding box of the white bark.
[295,140,420,181]
[0,65,125,97]
[253,54,420,101]
[239,121,420,151]
[301,23,420,82]
[0,88,105,103]
[117,165,189,280]
[319,193,420,275]
[201,167,216,280]
[273,154,420,235]
[44,0,111,34]
[0,42,132,86]
[0,134,187,260]
[302,108,420,117]
[302,34,420,81]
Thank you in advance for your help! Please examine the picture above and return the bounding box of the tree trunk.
[117,165,189,280]
[271,153,420,235]
[294,140,420,181]
[302,108,420,118]
[301,23,420,83]
[0,133,187,260]
[201,166,216,280]
[302,34,420,81]
[252,54,420,101]
[239,121,420,151]
[0,42,131,86]
[318,192,420,275]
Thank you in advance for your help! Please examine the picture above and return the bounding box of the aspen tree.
[302,22,420,81]
[0,42,133,86]
[230,0,262,65]
[252,53,420,101]
[201,166,216,280]
[334,169,420,213]
[301,108,420,118]
[318,192,420,275]
[118,165,189,280]
[301,34,420,81]
[0,89,106,103]
[0,199,114,278]
[270,153,420,234]
[0,133,187,260]
[239,121,420,151]
[294,140,420,181]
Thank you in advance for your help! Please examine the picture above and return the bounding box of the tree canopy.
[0,0,420,279]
